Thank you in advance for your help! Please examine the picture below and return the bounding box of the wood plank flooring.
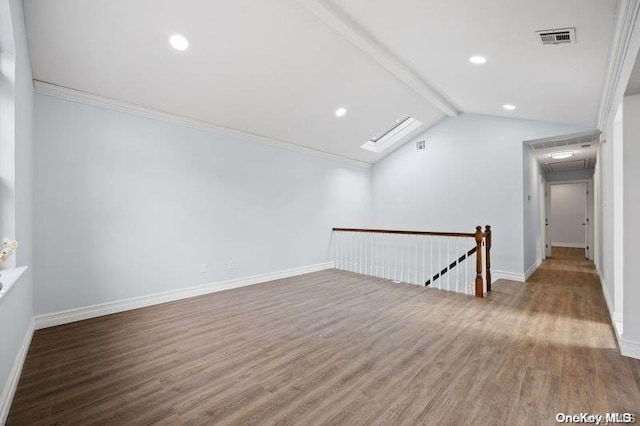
[8,248,640,425]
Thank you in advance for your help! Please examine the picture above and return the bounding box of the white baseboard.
[596,265,625,352]
[34,262,334,330]
[492,270,525,283]
[551,242,585,248]
[524,259,543,281]
[620,335,640,360]
[0,318,35,424]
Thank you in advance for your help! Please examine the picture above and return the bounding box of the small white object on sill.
[0,266,28,300]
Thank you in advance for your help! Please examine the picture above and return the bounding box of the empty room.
[2,0,640,424]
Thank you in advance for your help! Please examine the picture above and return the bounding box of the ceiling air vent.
[537,28,575,45]
[416,139,427,151]
[361,115,422,153]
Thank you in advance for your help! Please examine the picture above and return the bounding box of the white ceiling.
[24,0,618,164]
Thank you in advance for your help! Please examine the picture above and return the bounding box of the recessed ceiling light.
[469,56,487,64]
[169,34,189,51]
[503,104,516,111]
[550,151,575,160]
[335,107,347,117]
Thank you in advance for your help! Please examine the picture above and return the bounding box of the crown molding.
[295,0,458,118]
[597,0,640,131]
[34,80,372,169]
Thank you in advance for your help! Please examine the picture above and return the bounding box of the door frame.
[544,178,594,259]
[539,174,547,260]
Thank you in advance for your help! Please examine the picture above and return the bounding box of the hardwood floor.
[8,248,640,425]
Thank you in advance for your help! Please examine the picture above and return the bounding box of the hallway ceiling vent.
[537,28,576,45]
[545,158,589,172]
[361,115,422,153]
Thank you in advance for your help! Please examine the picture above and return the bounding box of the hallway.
[8,250,640,424]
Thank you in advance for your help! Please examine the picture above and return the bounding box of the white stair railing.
[331,226,492,297]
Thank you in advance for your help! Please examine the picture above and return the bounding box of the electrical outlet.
[200,263,208,273]
[227,260,235,270]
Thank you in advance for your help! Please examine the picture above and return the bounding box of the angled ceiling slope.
[24,0,446,165]
[25,0,618,164]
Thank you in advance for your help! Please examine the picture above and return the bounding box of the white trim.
[547,178,593,185]
[551,242,585,248]
[34,262,334,330]
[598,265,615,317]
[33,81,372,169]
[0,266,28,300]
[620,336,640,360]
[525,258,543,281]
[492,270,525,283]
[294,0,457,117]
[597,0,640,130]
[0,318,34,425]
[597,265,624,349]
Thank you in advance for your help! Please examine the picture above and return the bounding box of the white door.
[583,184,589,259]
[549,183,588,256]
[545,183,552,257]
[539,175,547,260]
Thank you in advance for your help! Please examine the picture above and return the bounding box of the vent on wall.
[416,139,426,151]
[537,28,576,45]
[361,115,422,153]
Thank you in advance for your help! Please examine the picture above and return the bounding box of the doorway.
[546,181,593,259]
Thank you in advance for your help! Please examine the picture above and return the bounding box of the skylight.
[361,115,422,153]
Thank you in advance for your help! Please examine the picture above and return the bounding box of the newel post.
[474,225,484,298]
[485,225,492,292]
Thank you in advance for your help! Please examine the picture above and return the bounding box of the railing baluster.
[331,227,491,297]
[406,236,410,284]
[446,238,450,292]
[418,237,427,285]
[388,235,391,280]
[394,235,398,281]
[401,235,405,283]
[455,238,459,293]
[438,238,442,290]
[370,233,373,277]
[430,237,433,287]
[365,233,368,276]
[414,236,419,285]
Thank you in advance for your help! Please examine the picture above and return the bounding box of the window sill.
[0,266,29,300]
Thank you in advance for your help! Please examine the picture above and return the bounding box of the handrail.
[331,227,476,238]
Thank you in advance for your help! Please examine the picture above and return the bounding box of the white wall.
[370,113,586,277]
[34,95,371,315]
[622,93,640,346]
[0,0,34,420]
[598,110,617,321]
[523,147,545,275]
[550,183,587,247]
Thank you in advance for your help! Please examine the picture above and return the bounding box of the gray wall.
[370,113,586,276]
[623,93,640,344]
[34,95,372,315]
[0,0,34,417]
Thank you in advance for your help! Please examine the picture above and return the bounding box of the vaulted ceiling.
[24,0,618,164]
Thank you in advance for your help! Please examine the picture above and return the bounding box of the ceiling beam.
[296,0,458,117]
